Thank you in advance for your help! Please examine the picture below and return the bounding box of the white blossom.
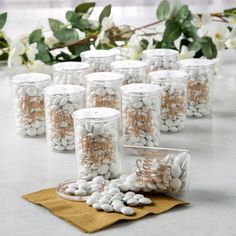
[25,43,38,61]
[225,28,236,49]
[45,35,58,49]
[8,40,26,67]
[179,45,195,60]
[192,14,211,28]
[28,60,46,72]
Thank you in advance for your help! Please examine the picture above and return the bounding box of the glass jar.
[80,49,116,72]
[12,73,51,137]
[149,70,188,132]
[52,62,90,86]
[111,60,148,85]
[44,85,85,152]
[142,49,179,72]
[73,107,121,180]
[178,59,215,117]
[86,72,123,110]
[119,145,190,194]
[121,83,162,147]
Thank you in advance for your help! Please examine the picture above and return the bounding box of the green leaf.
[162,19,181,43]
[66,11,91,30]
[140,39,149,50]
[54,28,79,45]
[99,5,112,24]
[0,37,8,49]
[75,2,95,14]
[176,5,190,22]
[201,36,217,59]
[0,12,7,29]
[35,41,52,64]
[156,0,170,21]
[68,42,90,56]
[29,29,43,44]
[48,18,65,33]
[224,7,236,17]
[170,0,182,17]
[66,10,80,23]
[188,40,201,52]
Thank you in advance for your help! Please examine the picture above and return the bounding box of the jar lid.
[110,60,147,70]
[120,83,162,96]
[81,49,116,59]
[53,62,90,72]
[73,107,120,121]
[44,84,85,95]
[149,70,188,81]
[178,58,215,68]
[142,49,179,57]
[85,72,124,83]
[12,73,51,84]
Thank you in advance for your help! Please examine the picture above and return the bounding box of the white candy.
[120,207,134,216]
[101,204,113,212]
[127,198,139,206]
[139,197,152,205]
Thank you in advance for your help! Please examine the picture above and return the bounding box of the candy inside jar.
[120,145,190,194]
[44,85,86,152]
[110,60,148,85]
[121,83,162,147]
[80,49,116,72]
[149,70,188,132]
[73,108,121,180]
[142,49,179,72]
[52,62,90,86]
[178,59,215,118]
[12,73,51,137]
[85,72,123,110]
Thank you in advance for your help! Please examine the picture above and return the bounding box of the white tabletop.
[1,3,236,236]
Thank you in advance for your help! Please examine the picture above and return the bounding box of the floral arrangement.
[1,1,236,71]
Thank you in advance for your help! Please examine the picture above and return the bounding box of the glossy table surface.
[1,3,236,236]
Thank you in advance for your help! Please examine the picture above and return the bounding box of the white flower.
[8,40,26,67]
[101,17,115,31]
[88,19,99,30]
[192,14,211,28]
[225,28,236,49]
[81,7,94,20]
[0,49,3,56]
[208,24,230,50]
[179,45,195,60]
[28,60,46,72]
[45,35,58,49]
[25,43,38,61]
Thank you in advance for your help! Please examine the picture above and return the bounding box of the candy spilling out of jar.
[12,73,51,137]
[86,72,123,110]
[73,108,121,180]
[44,85,85,151]
[111,60,148,85]
[142,49,179,71]
[121,83,161,147]
[178,59,214,118]
[119,151,189,194]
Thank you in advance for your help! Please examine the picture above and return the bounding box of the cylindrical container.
[73,108,121,180]
[142,49,179,72]
[52,62,90,86]
[86,72,123,110]
[111,60,148,85]
[149,70,188,132]
[12,73,51,137]
[80,50,116,72]
[121,83,162,147]
[120,145,190,194]
[44,85,86,152]
[178,59,215,117]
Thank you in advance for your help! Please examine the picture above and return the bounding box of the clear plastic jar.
[142,49,179,72]
[178,59,215,117]
[80,50,116,72]
[12,73,51,137]
[52,62,90,86]
[149,70,188,132]
[121,83,162,147]
[119,145,190,194]
[111,60,148,85]
[73,108,121,180]
[86,72,123,110]
[44,85,86,152]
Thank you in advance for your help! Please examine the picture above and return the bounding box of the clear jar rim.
[44,84,85,95]
[80,49,116,59]
[85,72,124,83]
[111,60,147,70]
[12,73,51,84]
[73,107,120,121]
[149,70,188,81]
[120,83,162,96]
[53,62,90,72]
[178,58,215,68]
[142,49,179,57]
